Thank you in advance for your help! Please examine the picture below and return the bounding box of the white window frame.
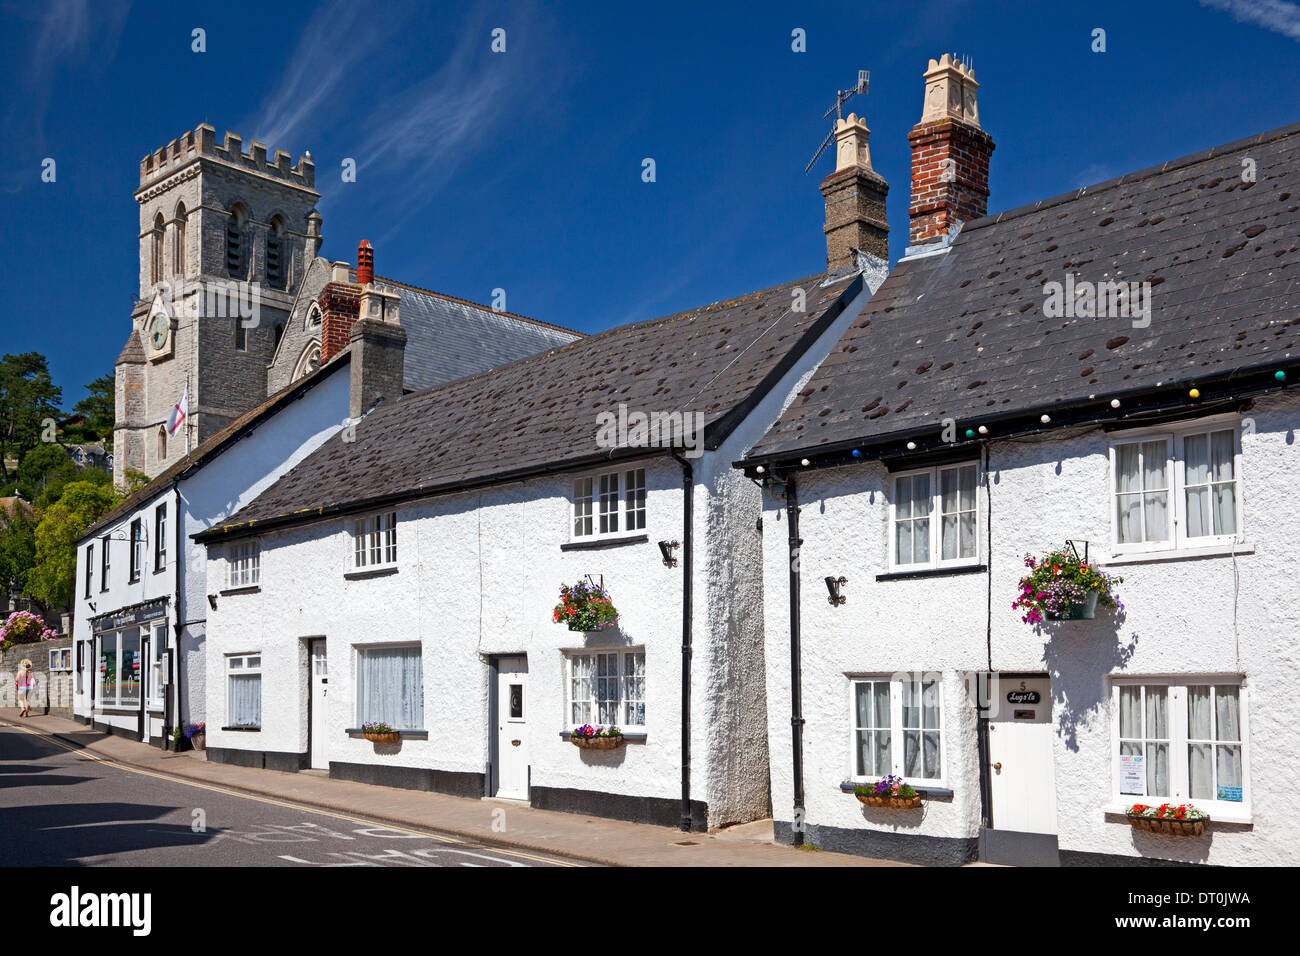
[147,622,167,708]
[571,467,648,541]
[565,649,646,729]
[226,653,262,729]
[228,539,261,588]
[351,511,398,570]
[129,518,143,582]
[847,675,947,788]
[1108,415,1244,556]
[48,648,71,672]
[96,627,142,709]
[1110,677,1250,821]
[888,462,981,571]
[354,643,425,731]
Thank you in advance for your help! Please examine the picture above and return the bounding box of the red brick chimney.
[319,259,361,366]
[908,54,994,247]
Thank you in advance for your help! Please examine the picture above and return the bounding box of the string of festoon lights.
[751,369,1289,475]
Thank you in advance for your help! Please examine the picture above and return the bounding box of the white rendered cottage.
[740,65,1300,867]
[193,118,896,828]
[72,358,351,745]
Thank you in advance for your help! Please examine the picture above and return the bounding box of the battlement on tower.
[138,124,316,192]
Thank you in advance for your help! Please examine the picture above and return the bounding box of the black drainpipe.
[783,474,806,846]
[670,450,694,831]
[172,482,183,749]
[976,444,994,831]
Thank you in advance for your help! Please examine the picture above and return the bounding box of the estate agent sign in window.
[1113,679,1248,814]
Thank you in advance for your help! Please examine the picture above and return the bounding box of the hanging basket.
[567,620,616,633]
[1126,813,1208,836]
[856,793,922,810]
[363,731,401,744]
[571,735,625,750]
[1047,590,1100,621]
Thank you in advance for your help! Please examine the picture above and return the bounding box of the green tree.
[70,373,115,447]
[0,512,36,600]
[27,480,120,612]
[16,441,78,502]
[0,353,62,481]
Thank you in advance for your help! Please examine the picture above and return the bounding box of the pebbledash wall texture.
[203,283,872,830]
[761,389,1300,865]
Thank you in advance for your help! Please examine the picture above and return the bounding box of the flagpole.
[185,372,191,456]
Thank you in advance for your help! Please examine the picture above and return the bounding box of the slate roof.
[82,355,350,542]
[197,272,863,540]
[373,276,583,391]
[746,121,1300,466]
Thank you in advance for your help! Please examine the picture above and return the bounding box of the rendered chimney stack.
[356,239,374,285]
[908,54,995,247]
[350,282,405,419]
[820,112,889,273]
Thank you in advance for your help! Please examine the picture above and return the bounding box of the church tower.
[114,124,321,487]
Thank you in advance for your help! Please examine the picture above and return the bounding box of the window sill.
[153,566,167,576]
[219,585,261,596]
[560,534,649,552]
[558,730,647,741]
[345,728,427,739]
[1102,542,1254,567]
[839,781,952,798]
[96,707,143,715]
[128,576,141,585]
[876,564,986,582]
[221,725,261,732]
[1103,803,1252,826]
[344,566,398,580]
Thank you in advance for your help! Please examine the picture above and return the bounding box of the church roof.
[743,120,1300,469]
[196,271,864,542]
[371,276,583,391]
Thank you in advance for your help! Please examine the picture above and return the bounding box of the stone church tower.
[114,124,321,487]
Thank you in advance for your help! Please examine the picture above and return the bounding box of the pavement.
[0,708,901,867]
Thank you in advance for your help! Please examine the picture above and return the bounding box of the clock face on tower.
[149,314,169,351]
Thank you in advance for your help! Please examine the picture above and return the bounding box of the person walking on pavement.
[15,659,35,717]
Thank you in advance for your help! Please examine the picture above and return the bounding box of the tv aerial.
[804,70,870,174]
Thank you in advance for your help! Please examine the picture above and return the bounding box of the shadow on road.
[3,801,216,866]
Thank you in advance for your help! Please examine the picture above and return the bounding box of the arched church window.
[273,322,284,350]
[152,213,165,284]
[173,203,187,277]
[157,425,167,462]
[294,343,322,381]
[266,215,286,289]
[307,304,322,330]
[227,204,247,278]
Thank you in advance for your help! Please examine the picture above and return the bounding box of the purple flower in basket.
[184,722,205,739]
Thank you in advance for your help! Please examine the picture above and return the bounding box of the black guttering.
[670,450,695,832]
[196,274,868,545]
[736,362,1291,476]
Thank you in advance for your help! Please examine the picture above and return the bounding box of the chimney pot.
[820,113,889,274]
[356,240,374,285]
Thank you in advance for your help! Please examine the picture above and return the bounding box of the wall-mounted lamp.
[658,540,680,567]
[825,575,847,606]
[207,594,218,611]
[87,601,96,613]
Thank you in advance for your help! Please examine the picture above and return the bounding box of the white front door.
[310,640,329,770]
[495,656,529,800]
[989,676,1057,835]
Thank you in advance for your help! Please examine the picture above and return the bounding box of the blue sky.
[2,0,1298,410]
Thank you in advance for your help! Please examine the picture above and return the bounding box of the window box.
[570,725,625,750]
[1125,804,1210,836]
[853,775,922,809]
[361,722,400,744]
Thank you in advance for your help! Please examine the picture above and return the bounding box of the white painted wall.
[761,389,1300,865]
[204,272,877,828]
[73,365,350,735]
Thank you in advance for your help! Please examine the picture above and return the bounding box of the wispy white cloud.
[1199,0,1300,41]
[250,1,560,237]
[0,0,130,184]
